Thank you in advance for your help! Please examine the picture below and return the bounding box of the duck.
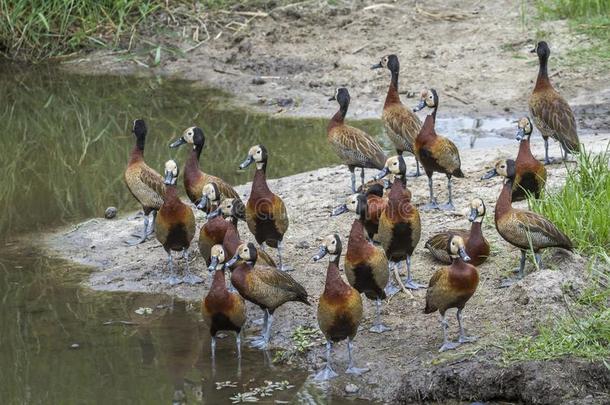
[169,126,241,204]
[312,234,369,380]
[374,155,423,290]
[512,117,547,200]
[196,184,237,266]
[327,87,387,192]
[424,235,479,352]
[124,119,165,245]
[331,189,388,240]
[202,244,246,360]
[331,195,391,332]
[240,145,291,271]
[425,198,490,266]
[225,243,310,349]
[372,54,423,177]
[528,41,580,164]
[413,89,464,211]
[482,159,573,286]
[155,160,200,285]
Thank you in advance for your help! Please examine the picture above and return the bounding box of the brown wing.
[258,249,277,267]
[272,195,289,235]
[252,265,308,305]
[329,126,387,169]
[514,210,573,250]
[538,93,579,151]
[383,104,422,152]
[138,164,166,198]
[424,268,448,314]
[425,229,469,264]
[204,173,241,201]
[433,136,463,176]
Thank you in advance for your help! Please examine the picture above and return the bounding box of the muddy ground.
[62,0,610,127]
[41,134,610,404]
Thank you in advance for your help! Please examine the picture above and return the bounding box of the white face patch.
[183,127,195,143]
[203,184,217,200]
[347,195,358,212]
[165,160,178,176]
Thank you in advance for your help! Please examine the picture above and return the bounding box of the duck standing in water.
[203,244,246,360]
[528,41,579,164]
[425,235,479,352]
[372,54,423,176]
[482,159,573,286]
[327,87,387,192]
[155,160,200,285]
[426,198,490,266]
[169,126,241,206]
[413,89,464,211]
[124,119,165,245]
[513,117,547,201]
[375,155,423,290]
[240,145,291,271]
[313,234,369,380]
[225,243,309,349]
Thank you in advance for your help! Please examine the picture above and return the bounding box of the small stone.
[252,76,266,85]
[295,241,310,250]
[70,343,80,349]
[104,207,117,219]
[345,384,359,394]
[277,98,293,107]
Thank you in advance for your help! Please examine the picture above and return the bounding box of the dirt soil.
[62,0,610,126]
[41,134,610,404]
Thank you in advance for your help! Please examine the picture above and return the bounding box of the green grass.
[528,145,610,256]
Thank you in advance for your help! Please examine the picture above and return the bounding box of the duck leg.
[403,256,425,289]
[249,310,268,346]
[439,314,460,352]
[407,158,422,178]
[369,298,391,333]
[146,210,157,236]
[439,175,455,211]
[534,253,543,270]
[277,240,293,272]
[314,341,339,381]
[251,310,273,350]
[502,250,527,288]
[127,214,150,245]
[360,167,366,188]
[421,175,439,210]
[236,331,242,359]
[211,336,217,361]
[182,248,203,285]
[543,136,553,165]
[165,250,180,286]
[348,165,356,192]
[384,261,400,296]
[457,308,478,344]
[345,337,370,375]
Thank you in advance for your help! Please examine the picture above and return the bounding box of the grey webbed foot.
[346,366,370,375]
[403,278,426,290]
[439,341,461,352]
[369,323,391,333]
[458,335,478,344]
[182,274,204,285]
[438,202,455,211]
[421,201,439,211]
[314,365,339,381]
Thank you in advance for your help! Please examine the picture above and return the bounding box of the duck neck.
[495,179,514,220]
[252,165,270,195]
[186,144,202,172]
[517,137,533,160]
[210,268,228,292]
[534,52,551,91]
[325,258,343,288]
[384,69,401,107]
[164,184,179,203]
[349,218,367,244]
[469,221,483,241]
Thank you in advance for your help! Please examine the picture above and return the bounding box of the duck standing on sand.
[312,234,369,380]
[327,87,387,192]
[124,119,165,245]
[155,160,200,285]
[513,117,547,200]
[528,41,580,164]
[424,235,479,352]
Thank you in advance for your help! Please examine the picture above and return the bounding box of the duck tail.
[453,168,465,178]
[423,299,436,314]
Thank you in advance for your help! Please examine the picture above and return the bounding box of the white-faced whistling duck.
[155,160,199,285]
[374,155,423,291]
[482,159,573,287]
[225,243,310,350]
[206,199,277,269]
[203,244,246,360]
[331,187,388,240]
[513,117,547,201]
[331,195,392,333]
[372,54,423,177]
[413,89,464,211]
[312,234,369,380]
[240,145,291,271]
[425,198,490,266]
[169,126,241,204]
[528,41,580,164]
[124,119,165,245]
[424,235,479,352]
[327,87,387,192]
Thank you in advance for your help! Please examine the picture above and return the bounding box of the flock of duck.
[123,41,576,381]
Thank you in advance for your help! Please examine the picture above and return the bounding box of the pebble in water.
[104,207,117,219]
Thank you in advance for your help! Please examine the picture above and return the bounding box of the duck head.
[208,244,226,272]
[240,144,268,171]
[413,88,438,112]
[206,197,244,221]
[375,155,406,180]
[515,117,533,142]
[371,54,399,74]
[196,182,221,212]
[448,235,471,262]
[225,242,258,268]
[468,198,486,222]
[170,126,205,149]
[312,234,342,262]
[132,119,147,149]
[329,87,350,104]
[481,159,516,181]
[163,159,179,185]
[330,193,367,218]
[531,41,550,59]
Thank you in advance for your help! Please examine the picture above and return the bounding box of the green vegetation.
[503,146,610,363]
[273,326,322,364]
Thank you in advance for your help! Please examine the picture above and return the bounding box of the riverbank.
[40,133,610,403]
